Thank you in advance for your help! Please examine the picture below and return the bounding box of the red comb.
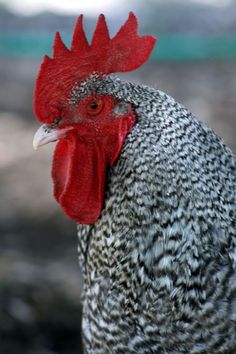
[34,12,156,123]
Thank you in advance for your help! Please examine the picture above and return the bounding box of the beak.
[33,124,58,150]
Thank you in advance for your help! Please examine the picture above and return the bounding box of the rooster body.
[33,14,236,354]
[77,76,236,353]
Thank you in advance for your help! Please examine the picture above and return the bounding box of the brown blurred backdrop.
[0,1,236,353]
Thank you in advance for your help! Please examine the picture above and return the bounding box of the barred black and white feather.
[76,75,236,354]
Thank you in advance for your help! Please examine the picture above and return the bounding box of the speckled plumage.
[76,75,236,353]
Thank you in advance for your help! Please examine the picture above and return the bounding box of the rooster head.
[33,13,156,224]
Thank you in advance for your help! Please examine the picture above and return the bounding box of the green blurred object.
[1,32,236,60]
[156,34,236,61]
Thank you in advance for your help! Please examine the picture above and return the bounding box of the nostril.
[47,117,62,129]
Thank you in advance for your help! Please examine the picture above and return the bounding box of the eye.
[87,98,104,116]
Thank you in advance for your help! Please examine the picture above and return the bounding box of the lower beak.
[33,124,58,150]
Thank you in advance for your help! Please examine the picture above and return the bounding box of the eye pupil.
[90,102,98,109]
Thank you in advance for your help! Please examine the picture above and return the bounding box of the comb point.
[43,54,52,63]
[71,15,89,52]
[91,14,110,48]
[53,32,69,58]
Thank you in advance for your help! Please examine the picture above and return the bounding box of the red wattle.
[51,112,136,225]
[52,133,107,224]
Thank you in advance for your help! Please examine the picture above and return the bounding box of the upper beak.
[33,124,58,150]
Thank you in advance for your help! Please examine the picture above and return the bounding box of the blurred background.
[0,0,236,353]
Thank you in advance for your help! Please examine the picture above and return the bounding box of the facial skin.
[33,93,136,224]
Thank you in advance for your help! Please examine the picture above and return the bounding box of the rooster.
[33,13,236,354]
